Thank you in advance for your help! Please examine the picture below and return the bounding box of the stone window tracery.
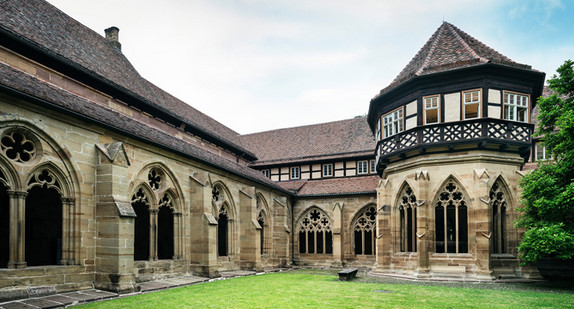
[28,169,61,191]
[1,131,36,163]
[398,185,417,252]
[490,180,508,253]
[435,180,468,253]
[148,169,162,190]
[298,209,332,254]
[212,186,221,202]
[353,206,377,255]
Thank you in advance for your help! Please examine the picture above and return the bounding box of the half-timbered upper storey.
[367,22,545,175]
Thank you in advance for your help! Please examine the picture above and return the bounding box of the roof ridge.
[415,23,445,76]
[444,22,489,64]
[241,117,366,137]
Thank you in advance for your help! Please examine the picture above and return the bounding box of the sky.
[46,0,574,134]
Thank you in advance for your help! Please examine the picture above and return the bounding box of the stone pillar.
[375,179,392,272]
[61,197,77,265]
[189,172,219,278]
[94,143,137,293]
[173,212,183,259]
[331,203,343,267]
[149,208,158,261]
[273,197,291,267]
[414,171,430,277]
[239,187,262,272]
[7,191,26,269]
[473,168,494,280]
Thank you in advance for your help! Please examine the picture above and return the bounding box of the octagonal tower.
[367,22,544,280]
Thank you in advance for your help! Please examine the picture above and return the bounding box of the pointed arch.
[351,204,377,255]
[432,176,470,254]
[489,176,512,254]
[297,207,333,255]
[217,201,230,256]
[395,182,418,253]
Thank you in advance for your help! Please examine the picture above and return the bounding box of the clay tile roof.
[241,117,375,166]
[0,0,252,157]
[292,175,379,197]
[377,22,535,97]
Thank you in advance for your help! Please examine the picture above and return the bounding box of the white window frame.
[358,160,368,175]
[536,143,552,161]
[463,89,481,120]
[382,107,403,139]
[423,95,440,125]
[503,91,529,122]
[322,164,333,177]
[376,119,381,141]
[290,166,300,180]
[261,169,270,178]
[370,160,376,173]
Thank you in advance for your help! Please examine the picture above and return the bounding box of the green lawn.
[78,271,574,308]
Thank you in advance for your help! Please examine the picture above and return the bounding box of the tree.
[517,60,574,264]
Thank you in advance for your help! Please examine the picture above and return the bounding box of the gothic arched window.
[398,185,417,252]
[218,205,229,257]
[435,180,468,253]
[298,209,332,254]
[490,180,508,253]
[353,206,377,255]
[132,187,150,261]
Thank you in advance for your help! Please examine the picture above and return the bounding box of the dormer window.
[290,166,300,180]
[503,91,529,122]
[463,90,481,119]
[322,164,333,177]
[382,108,403,139]
[424,95,440,125]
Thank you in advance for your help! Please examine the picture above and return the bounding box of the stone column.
[7,190,26,269]
[173,212,183,259]
[94,142,137,293]
[414,171,430,277]
[239,187,262,271]
[473,168,494,280]
[149,208,158,261]
[61,197,76,265]
[189,172,219,278]
[375,179,392,272]
[331,203,343,267]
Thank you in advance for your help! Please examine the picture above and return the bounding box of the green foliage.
[518,60,574,264]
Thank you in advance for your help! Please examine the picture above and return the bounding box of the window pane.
[465,103,479,119]
[400,207,405,252]
[426,108,438,124]
[407,207,413,252]
[307,231,315,254]
[364,230,373,255]
[325,231,333,254]
[299,231,306,253]
[446,204,456,253]
[458,205,468,253]
[354,230,363,254]
[316,230,324,254]
[435,206,444,253]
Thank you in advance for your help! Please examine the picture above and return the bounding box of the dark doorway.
[25,186,62,266]
[0,184,9,268]
[133,201,150,261]
[157,206,174,260]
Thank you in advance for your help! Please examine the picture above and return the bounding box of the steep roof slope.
[0,0,251,156]
[241,117,375,165]
[377,22,536,96]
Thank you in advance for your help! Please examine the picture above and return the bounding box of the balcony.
[376,118,533,172]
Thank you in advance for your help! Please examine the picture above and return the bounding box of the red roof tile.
[377,22,536,96]
[295,175,379,196]
[241,117,375,166]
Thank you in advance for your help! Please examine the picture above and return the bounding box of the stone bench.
[338,268,359,281]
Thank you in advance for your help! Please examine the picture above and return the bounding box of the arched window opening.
[157,194,174,260]
[258,211,265,255]
[435,181,468,253]
[398,186,417,252]
[298,209,332,254]
[132,188,150,261]
[0,182,9,268]
[353,206,377,255]
[25,186,62,266]
[490,180,508,253]
[218,206,229,257]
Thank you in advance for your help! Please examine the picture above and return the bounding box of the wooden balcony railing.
[376,118,533,161]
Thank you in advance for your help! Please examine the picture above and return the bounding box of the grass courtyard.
[78,270,574,308]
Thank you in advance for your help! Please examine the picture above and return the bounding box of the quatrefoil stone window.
[148,169,162,190]
[1,131,36,163]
